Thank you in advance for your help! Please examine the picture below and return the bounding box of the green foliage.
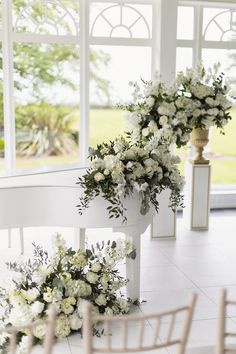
[16,103,78,156]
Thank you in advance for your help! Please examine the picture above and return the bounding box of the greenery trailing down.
[0,234,135,353]
[77,136,184,223]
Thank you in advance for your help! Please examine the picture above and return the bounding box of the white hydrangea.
[61,297,76,315]
[91,262,102,273]
[55,315,71,338]
[95,294,107,306]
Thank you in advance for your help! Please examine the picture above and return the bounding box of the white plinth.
[183,163,211,230]
[151,189,176,239]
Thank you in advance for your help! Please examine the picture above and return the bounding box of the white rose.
[86,271,99,284]
[69,314,83,330]
[104,169,110,176]
[95,294,107,307]
[159,115,168,126]
[142,127,150,137]
[91,263,102,273]
[205,97,215,106]
[43,288,53,303]
[146,96,155,107]
[207,108,219,116]
[221,118,228,127]
[23,288,39,303]
[117,299,130,313]
[31,301,44,315]
[94,172,105,182]
[33,323,47,339]
[192,108,201,118]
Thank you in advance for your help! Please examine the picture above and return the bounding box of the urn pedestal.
[183,163,211,231]
[190,128,209,165]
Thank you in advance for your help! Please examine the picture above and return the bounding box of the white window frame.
[0,0,158,176]
[178,0,236,207]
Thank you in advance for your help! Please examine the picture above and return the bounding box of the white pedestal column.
[151,189,176,239]
[183,163,211,230]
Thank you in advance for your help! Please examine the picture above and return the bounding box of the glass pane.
[176,47,193,72]
[177,6,194,40]
[13,0,80,36]
[203,7,236,41]
[201,48,236,185]
[89,45,151,147]
[14,43,80,173]
[0,44,4,174]
[90,2,152,38]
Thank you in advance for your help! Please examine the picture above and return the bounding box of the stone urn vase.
[190,128,209,164]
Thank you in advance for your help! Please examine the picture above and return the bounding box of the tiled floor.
[0,209,236,353]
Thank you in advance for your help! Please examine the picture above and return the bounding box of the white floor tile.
[0,211,236,354]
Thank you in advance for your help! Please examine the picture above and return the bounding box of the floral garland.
[0,234,135,353]
[176,63,232,132]
[121,63,231,148]
[77,136,184,222]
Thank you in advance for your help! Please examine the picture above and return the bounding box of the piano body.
[0,168,154,301]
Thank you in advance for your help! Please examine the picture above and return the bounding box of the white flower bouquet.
[0,233,135,353]
[77,136,184,222]
[120,78,192,148]
[176,63,232,132]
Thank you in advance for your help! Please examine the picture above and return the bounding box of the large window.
[0,0,155,176]
[177,2,236,187]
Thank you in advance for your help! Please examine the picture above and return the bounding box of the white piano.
[0,168,154,301]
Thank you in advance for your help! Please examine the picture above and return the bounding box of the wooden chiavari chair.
[0,305,56,354]
[83,293,197,354]
[217,288,236,354]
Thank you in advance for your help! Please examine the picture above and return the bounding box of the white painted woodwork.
[0,168,154,301]
[151,189,176,240]
[82,293,197,354]
[151,0,178,239]
[183,163,211,230]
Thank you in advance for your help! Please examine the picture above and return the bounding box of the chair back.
[216,288,236,354]
[0,305,56,354]
[83,293,197,354]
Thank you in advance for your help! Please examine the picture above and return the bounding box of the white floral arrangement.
[176,63,232,132]
[0,233,135,353]
[120,78,192,148]
[77,136,184,222]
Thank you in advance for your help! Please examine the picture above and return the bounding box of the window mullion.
[2,0,16,175]
[79,0,90,166]
[193,4,203,66]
